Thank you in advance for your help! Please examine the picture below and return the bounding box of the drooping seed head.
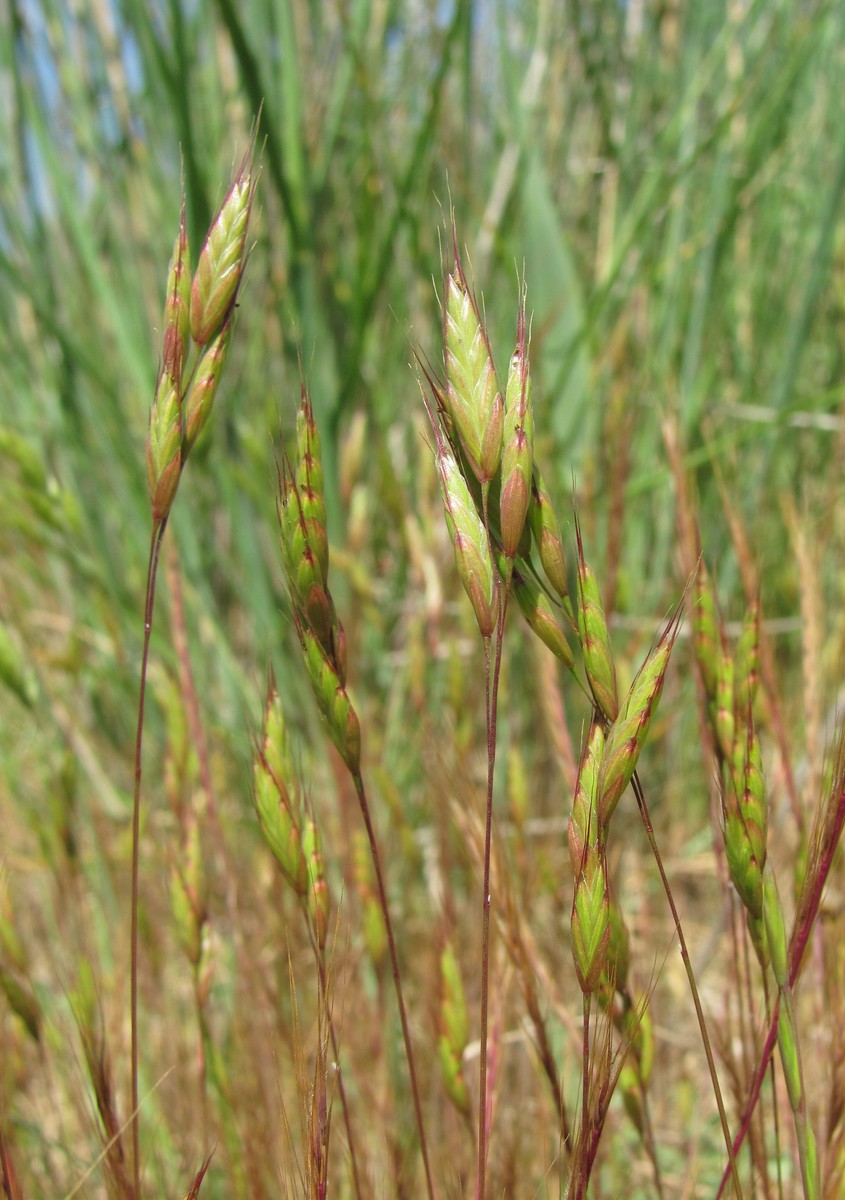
[529,465,569,602]
[423,391,499,639]
[161,199,192,388]
[190,151,255,345]
[442,240,504,486]
[182,323,231,458]
[499,294,534,558]
[597,606,682,825]
[569,723,610,994]
[575,514,618,723]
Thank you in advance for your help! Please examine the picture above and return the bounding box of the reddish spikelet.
[162,198,191,388]
[183,1151,214,1199]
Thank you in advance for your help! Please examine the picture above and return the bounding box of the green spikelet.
[442,240,504,487]
[423,392,499,639]
[597,607,681,826]
[253,683,308,896]
[529,465,569,603]
[692,560,720,706]
[569,723,610,993]
[190,152,255,345]
[437,942,471,1116]
[734,598,760,724]
[725,721,767,919]
[146,371,182,523]
[499,295,534,559]
[575,516,618,723]
[299,624,361,773]
[511,567,574,669]
[182,324,231,458]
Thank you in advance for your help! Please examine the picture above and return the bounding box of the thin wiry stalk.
[476,556,510,1200]
[476,631,494,1200]
[350,771,434,1200]
[130,518,167,1200]
[631,770,744,1200]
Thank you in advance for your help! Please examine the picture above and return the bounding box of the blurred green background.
[2,0,845,1193]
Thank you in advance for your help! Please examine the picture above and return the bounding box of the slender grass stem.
[476,633,493,1200]
[631,771,744,1200]
[351,771,434,1200]
[130,518,167,1200]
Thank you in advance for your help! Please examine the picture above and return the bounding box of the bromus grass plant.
[4,4,845,1193]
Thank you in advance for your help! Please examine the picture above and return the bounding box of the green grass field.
[2,1,845,1196]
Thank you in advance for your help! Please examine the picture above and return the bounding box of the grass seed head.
[734,597,760,722]
[570,723,610,993]
[568,721,605,872]
[529,465,569,602]
[500,295,534,558]
[692,560,720,705]
[725,723,767,918]
[146,372,182,523]
[182,323,231,458]
[424,391,499,638]
[597,608,681,825]
[162,199,191,388]
[575,515,618,723]
[190,152,255,345]
[511,567,574,670]
[442,241,503,486]
[300,623,361,774]
[253,686,308,896]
